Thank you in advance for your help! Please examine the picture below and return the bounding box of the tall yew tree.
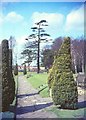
[51,37,78,109]
[2,40,10,111]
[9,49,15,104]
[2,40,15,111]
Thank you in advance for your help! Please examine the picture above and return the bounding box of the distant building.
[18,65,45,72]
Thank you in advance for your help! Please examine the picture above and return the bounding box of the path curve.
[15,75,57,118]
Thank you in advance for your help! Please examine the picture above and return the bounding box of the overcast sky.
[0,2,85,65]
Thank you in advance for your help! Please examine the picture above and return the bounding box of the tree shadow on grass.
[17,92,38,98]
[78,101,86,109]
[16,102,53,115]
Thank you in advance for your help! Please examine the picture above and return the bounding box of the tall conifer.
[51,37,78,109]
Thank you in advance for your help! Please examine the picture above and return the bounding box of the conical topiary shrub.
[2,40,15,111]
[48,65,55,89]
[47,66,55,97]
[23,64,27,75]
[2,40,10,111]
[9,49,15,104]
[48,54,59,89]
[52,72,78,109]
[14,63,18,76]
[51,37,78,109]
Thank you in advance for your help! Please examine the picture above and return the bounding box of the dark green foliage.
[41,49,54,69]
[14,63,18,76]
[51,37,78,109]
[2,40,15,112]
[23,64,27,75]
[47,65,55,89]
[2,40,10,111]
[9,49,15,104]
[47,54,59,89]
[52,72,78,109]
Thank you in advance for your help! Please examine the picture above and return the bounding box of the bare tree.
[71,37,85,73]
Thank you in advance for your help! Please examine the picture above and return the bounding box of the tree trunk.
[49,89,52,97]
[82,56,84,73]
[73,55,77,74]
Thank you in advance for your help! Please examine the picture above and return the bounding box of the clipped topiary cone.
[51,37,78,109]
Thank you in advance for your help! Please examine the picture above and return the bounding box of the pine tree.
[51,37,78,109]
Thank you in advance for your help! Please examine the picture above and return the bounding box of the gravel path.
[15,75,57,118]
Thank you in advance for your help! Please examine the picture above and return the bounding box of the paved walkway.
[15,75,85,119]
[15,75,57,118]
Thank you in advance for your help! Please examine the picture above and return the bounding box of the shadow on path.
[78,101,86,109]
[17,93,38,98]
[16,102,53,115]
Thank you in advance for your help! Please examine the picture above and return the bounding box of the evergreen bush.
[14,63,18,76]
[2,40,10,111]
[52,72,78,109]
[51,37,78,109]
[47,53,60,89]
[23,64,27,75]
[48,66,55,89]
[9,49,15,104]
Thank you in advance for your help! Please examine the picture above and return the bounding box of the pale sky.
[0,0,85,2]
[0,2,85,65]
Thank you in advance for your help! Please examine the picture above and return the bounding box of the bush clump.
[23,64,27,75]
[2,40,10,111]
[48,66,55,89]
[9,49,15,104]
[48,54,59,89]
[52,72,78,109]
[14,63,18,76]
[51,37,78,109]
[2,40,15,112]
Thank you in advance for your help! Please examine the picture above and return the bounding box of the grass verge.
[48,106,86,119]
[27,72,50,97]
[27,72,86,118]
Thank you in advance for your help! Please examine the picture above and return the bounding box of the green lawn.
[26,72,86,118]
[48,106,86,119]
[26,73,79,97]
[27,72,50,97]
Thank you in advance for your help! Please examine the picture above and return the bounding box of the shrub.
[47,55,58,89]
[52,37,78,109]
[2,40,10,111]
[2,40,15,111]
[9,49,15,104]
[14,63,18,76]
[47,66,55,89]
[52,72,78,109]
[23,64,27,75]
